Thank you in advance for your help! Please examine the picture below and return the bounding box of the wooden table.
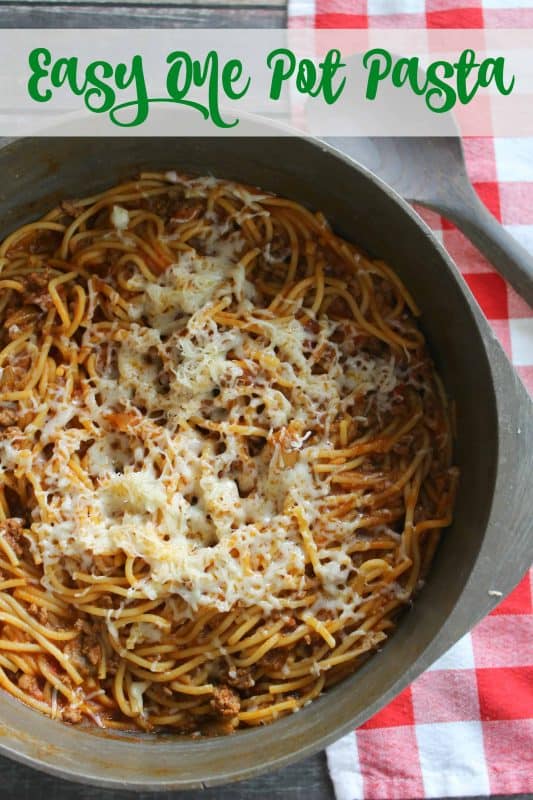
[0,0,286,28]
[0,3,528,798]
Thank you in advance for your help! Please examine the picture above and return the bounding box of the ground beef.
[3,309,38,340]
[259,648,287,673]
[173,712,198,735]
[30,293,54,312]
[62,706,83,724]
[64,629,102,672]
[225,667,255,691]
[0,355,32,390]
[210,685,240,718]
[141,191,181,219]
[63,639,87,673]
[23,270,54,311]
[0,408,18,428]
[27,231,59,256]
[0,518,24,556]
[23,271,50,293]
[106,651,120,674]
[18,674,43,700]
[28,603,49,626]
[1,426,22,441]
[170,202,203,225]
[282,616,298,633]
[81,636,102,667]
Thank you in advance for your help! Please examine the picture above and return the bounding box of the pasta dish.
[0,172,458,733]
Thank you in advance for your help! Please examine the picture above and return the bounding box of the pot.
[0,134,531,790]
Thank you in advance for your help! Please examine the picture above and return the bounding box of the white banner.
[0,29,530,136]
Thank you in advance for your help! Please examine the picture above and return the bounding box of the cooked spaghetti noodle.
[0,172,458,733]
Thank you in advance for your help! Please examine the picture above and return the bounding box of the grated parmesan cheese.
[110,205,129,231]
[0,188,419,624]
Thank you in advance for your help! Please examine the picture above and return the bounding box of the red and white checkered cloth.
[286,3,533,799]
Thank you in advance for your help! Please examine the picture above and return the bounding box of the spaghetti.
[0,172,458,733]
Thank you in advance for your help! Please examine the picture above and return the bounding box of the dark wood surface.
[0,749,333,799]
[0,1,285,28]
[0,3,528,799]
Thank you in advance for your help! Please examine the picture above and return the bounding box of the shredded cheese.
[0,192,421,620]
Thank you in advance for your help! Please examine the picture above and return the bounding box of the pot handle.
[424,184,533,308]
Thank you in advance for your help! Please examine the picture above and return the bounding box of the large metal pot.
[0,135,531,790]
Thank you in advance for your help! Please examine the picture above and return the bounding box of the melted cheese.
[1,184,411,622]
[111,205,129,231]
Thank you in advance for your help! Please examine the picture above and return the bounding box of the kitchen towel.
[287,2,533,798]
